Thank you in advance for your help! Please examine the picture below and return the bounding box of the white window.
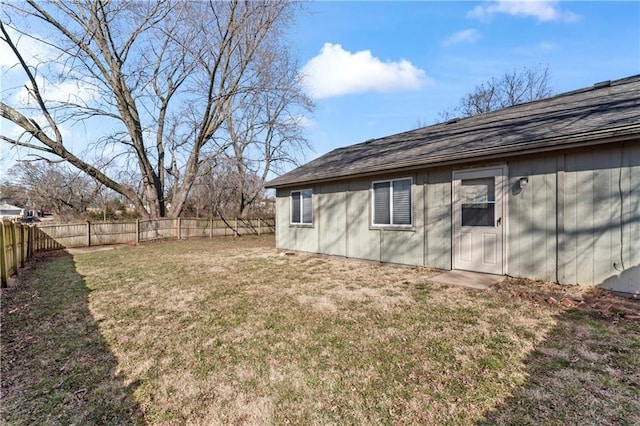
[290,189,313,225]
[372,178,412,226]
[460,177,495,227]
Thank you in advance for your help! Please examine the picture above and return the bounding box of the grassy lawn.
[2,235,639,425]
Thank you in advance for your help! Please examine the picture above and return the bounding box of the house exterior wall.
[276,173,426,265]
[346,180,382,262]
[559,143,640,293]
[424,168,453,270]
[275,141,640,294]
[275,191,318,253]
[507,155,558,282]
[506,142,640,293]
[317,183,348,257]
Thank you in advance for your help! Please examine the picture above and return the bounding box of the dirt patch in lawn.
[493,277,640,319]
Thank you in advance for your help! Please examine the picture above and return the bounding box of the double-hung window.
[372,178,412,226]
[290,189,313,225]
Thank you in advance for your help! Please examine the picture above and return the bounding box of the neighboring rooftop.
[0,203,23,215]
[267,75,640,188]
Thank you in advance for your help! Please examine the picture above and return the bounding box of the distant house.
[0,203,36,222]
[267,75,640,296]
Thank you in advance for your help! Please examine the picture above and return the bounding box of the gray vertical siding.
[318,183,347,257]
[380,174,424,265]
[277,177,426,265]
[621,143,640,293]
[346,180,381,261]
[560,143,640,293]
[507,156,557,282]
[424,169,452,270]
[275,188,319,253]
[380,228,423,265]
[275,191,289,249]
[507,143,640,293]
[275,142,640,294]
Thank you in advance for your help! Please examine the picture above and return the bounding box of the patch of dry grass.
[2,235,639,425]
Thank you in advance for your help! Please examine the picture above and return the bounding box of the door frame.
[452,165,508,275]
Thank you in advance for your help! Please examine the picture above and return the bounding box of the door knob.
[497,217,502,226]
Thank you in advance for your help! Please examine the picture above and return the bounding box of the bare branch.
[445,65,554,119]
[2,0,307,219]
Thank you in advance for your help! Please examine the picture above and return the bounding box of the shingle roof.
[267,74,640,188]
[0,203,22,211]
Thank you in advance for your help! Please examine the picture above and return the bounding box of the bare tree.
[0,1,308,218]
[181,158,263,218]
[221,42,313,217]
[437,65,553,121]
[0,179,29,207]
[8,161,102,220]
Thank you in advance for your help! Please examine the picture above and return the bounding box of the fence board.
[38,223,87,248]
[90,221,138,246]
[139,218,175,242]
[0,222,7,287]
[1,221,60,287]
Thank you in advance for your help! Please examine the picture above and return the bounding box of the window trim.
[290,188,313,226]
[370,177,413,227]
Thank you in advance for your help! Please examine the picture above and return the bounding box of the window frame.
[290,188,313,226]
[460,177,496,228]
[370,177,413,227]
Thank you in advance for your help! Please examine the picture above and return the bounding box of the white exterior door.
[453,166,506,275]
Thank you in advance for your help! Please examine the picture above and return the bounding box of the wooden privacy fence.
[1,219,63,287]
[1,217,275,287]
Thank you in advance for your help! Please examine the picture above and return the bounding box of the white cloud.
[443,29,482,46]
[1,27,97,111]
[537,41,557,50]
[300,43,429,99]
[467,0,580,23]
[0,26,57,69]
[14,75,98,107]
[282,114,315,129]
[293,115,316,129]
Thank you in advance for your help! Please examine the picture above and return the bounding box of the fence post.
[10,222,19,278]
[0,221,7,288]
[86,221,91,247]
[23,225,28,265]
[209,217,213,238]
[136,219,140,245]
[27,225,33,260]
[177,217,182,240]
[258,218,261,236]
[19,224,25,268]
[234,218,238,237]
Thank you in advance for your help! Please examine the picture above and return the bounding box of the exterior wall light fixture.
[519,176,529,190]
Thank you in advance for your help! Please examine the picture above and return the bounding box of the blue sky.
[291,0,640,164]
[1,1,638,178]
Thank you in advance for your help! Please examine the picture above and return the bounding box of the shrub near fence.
[1,217,275,287]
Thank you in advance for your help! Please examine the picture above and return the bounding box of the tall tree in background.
[182,158,269,218]
[0,1,311,218]
[221,45,312,217]
[6,162,103,220]
[439,65,553,120]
